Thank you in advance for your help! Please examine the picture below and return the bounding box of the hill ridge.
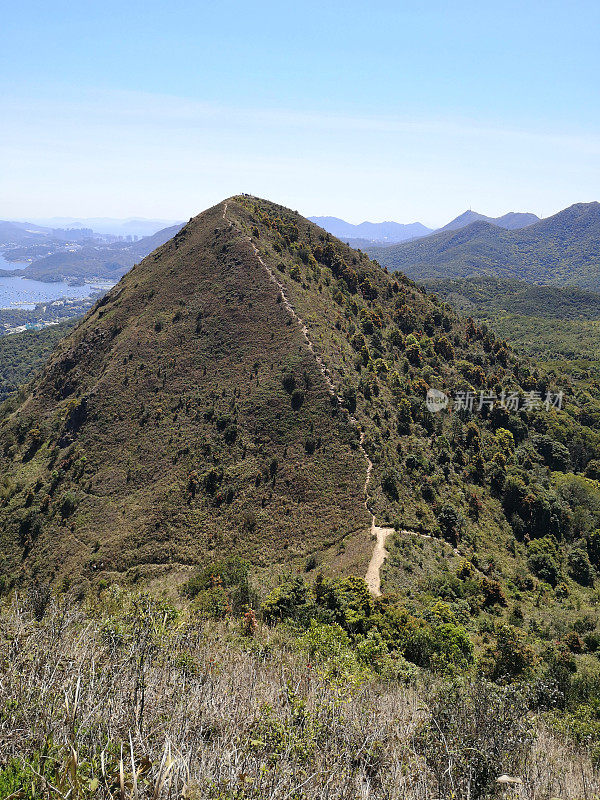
[223,200,395,595]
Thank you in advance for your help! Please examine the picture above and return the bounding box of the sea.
[0,253,113,309]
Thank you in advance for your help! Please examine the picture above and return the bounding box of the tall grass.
[0,588,598,799]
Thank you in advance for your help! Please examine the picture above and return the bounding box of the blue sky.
[2,0,599,226]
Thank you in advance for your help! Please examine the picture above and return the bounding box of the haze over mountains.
[0,219,184,283]
[308,216,432,245]
[14,217,184,238]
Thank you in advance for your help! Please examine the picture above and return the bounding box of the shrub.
[434,335,454,361]
[416,681,534,800]
[182,556,252,613]
[437,504,462,546]
[281,373,296,394]
[479,577,507,607]
[382,471,399,500]
[261,576,311,624]
[317,576,374,634]
[569,547,595,586]
[527,537,561,586]
[404,621,474,672]
[480,623,538,681]
[290,389,304,410]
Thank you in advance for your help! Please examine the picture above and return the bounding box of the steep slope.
[0,199,372,588]
[438,210,539,233]
[370,202,600,288]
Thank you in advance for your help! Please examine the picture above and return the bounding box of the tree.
[434,335,454,361]
[437,504,463,546]
[480,623,538,681]
[527,537,560,586]
[397,398,412,434]
[568,547,595,586]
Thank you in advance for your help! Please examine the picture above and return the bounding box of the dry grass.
[0,590,599,799]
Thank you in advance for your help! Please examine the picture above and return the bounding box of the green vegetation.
[0,320,76,402]
[425,274,600,389]
[370,201,600,290]
[3,197,600,788]
[1,583,599,799]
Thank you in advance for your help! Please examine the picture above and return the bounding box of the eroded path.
[223,201,394,595]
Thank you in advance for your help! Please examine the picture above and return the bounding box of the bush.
[261,576,311,624]
[527,537,561,586]
[281,373,296,394]
[404,621,474,672]
[569,547,595,586]
[437,504,463,546]
[479,623,538,681]
[290,389,304,410]
[181,556,252,613]
[416,681,534,800]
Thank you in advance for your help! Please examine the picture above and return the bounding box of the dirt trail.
[223,201,396,595]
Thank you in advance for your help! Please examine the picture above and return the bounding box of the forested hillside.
[370,202,600,290]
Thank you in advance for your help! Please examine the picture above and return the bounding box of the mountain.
[424,274,600,363]
[0,221,52,245]
[425,274,600,320]
[125,223,184,259]
[438,210,539,233]
[369,202,600,289]
[1,193,600,668]
[308,216,432,244]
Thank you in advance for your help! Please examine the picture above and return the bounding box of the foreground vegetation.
[2,578,600,800]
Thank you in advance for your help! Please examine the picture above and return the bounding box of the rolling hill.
[369,202,600,289]
[3,223,185,283]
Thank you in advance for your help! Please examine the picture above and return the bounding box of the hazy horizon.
[5,205,560,234]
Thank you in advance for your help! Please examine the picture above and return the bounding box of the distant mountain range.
[13,216,184,237]
[308,216,432,245]
[0,221,54,245]
[0,221,184,282]
[368,202,600,291]
[310,208,539,246]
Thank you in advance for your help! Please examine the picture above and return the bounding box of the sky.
[1,0,599,227]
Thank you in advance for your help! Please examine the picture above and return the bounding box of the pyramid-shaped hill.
[2,195,600,605]
[0,198,382,587]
